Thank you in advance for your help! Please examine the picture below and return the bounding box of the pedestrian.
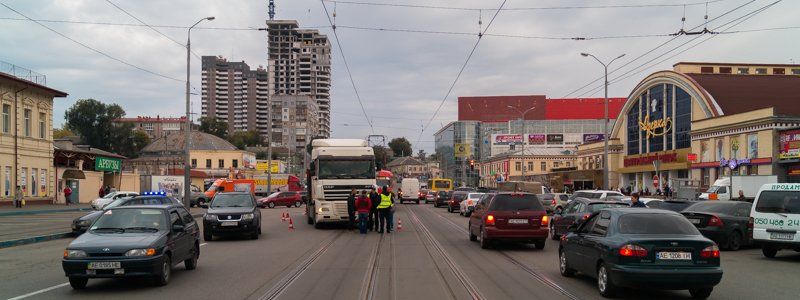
[99,186,105,198]
[355,190,371,234]
[103,185,110,196]
[377,185,395,234]
[738,190,746,201]
[347,187,357,231]
[369,187,380,232]
[14,185,23,208]
[630,193,647,208]
[63,185,73,206]
[664,185,672,199]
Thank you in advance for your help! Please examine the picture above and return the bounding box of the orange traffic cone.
[397,219,403,231]
[281,212,287,222]
[288,218,295,230]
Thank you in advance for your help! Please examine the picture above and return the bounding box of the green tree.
[53,125,75,139]
[388,137,412,157]
[417,149,427,161]
[373,146,391,170]
[199,117,228,138]
[65,99,127,151]
[227,131,263,150]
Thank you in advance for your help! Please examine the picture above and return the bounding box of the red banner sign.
[624,152,678,167]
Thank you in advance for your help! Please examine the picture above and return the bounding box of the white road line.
[200,243,207,246]
[7,282,69,300]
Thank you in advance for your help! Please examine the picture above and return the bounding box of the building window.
[218,159,225,168]
[792,69,800,75]
[2,104,9,133]
[23,109,31,137]
[701,168,710,187]
[700,66,714,73]
[773,68,785,75]
[39,113,46,139]
[554,161,561,168]
[540,162,546,171]
[719,67,732,74]
[737,68,749,74]
[515,162,521,171]
[205,159,212,168]
[626,96,640,155]
[755,68,767,75]
[527,162,533,171]
[191,159,197,168]
[232,159,238,168]
[748,165,759,175]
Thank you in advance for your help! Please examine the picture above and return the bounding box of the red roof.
[458,95,546,122]
[544,98,626,120]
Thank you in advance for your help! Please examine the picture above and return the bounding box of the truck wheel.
[416,200,420,204]
[762,247,778,258]
[307,213,313,224]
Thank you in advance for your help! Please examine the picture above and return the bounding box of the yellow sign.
[256,161,280,173]
[254,178,288,186]
[455,143,471,158]
[639,115,672,139]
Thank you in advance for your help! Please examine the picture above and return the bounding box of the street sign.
[95,157,121,172]
[688,153,698,162]
[653,175,659,187]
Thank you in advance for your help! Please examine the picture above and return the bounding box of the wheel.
[597,263,618,297]
[534,240,546,250]
[184,244,199,270]
[203,230,213,242]
[416,200,420,204]
[314,220,323,229]
[469,223,478,241]
[480,227,491,249]
[250,229,259,240]
[550,223,560,240]
[465,211,471,217]
[294,201,302,207]
[307,213,314,224]
[689,287,714,299]
[559,249,576,277]
[153,255,171,286]
[286,204,292,208]
[267,202,275,208]
[762,246,778,258]
[69,277,88,289]
[726,231,742,251]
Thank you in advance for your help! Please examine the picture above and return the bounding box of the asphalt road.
[1,204,799,300]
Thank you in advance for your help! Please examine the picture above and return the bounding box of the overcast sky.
[1,0,798,153]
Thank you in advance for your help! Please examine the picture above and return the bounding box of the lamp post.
[506,105,536,182]
[184,16,214,204]
[580,52,625,190]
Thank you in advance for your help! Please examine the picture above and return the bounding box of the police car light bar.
[142,191,167,196]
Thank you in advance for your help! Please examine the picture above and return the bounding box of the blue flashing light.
[142,191,167,196]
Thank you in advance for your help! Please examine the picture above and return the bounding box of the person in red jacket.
[355,190,372,234]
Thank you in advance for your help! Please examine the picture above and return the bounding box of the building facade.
[266,20,332,138]
[0,70,67,204]
[113,115,187,141]
[478,148,576,188]
[270,95,319,154]
[201,56,269,137]
[387,157,429,178]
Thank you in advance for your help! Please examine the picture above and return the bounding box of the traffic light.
[469,159,475,171]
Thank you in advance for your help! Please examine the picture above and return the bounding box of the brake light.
[618,244,647,257]
[486,214,495,226]
[701,245,720,258]
[541,215,549,226]
[707,215,724,227]
[582,213,591,220]
[551,199,557,206]
[748,217,754,229]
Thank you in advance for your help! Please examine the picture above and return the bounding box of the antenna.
[268,0,275,20]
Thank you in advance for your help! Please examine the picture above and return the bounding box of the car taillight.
[582,213,591,220]
[701,245,720,258]
[618,244,647,257]
[486,214,495,226]
[707,215,724,227]
[551,199,556,206]
[748,217,754,229]
[541,215,549,226]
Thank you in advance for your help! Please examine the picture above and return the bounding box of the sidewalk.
[0,203,92,217]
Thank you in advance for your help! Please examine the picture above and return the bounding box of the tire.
[550,224,560,241]
[250,229,259,240]
[294,201,302,208]
[726,231,742,251]
[307,213,314,224]
[153,255,171,286]
[416,200,420,204]
[559,249,576,277]
[689,287,714,299]
[480,227,491,249]
[465,211,471,218]
[286,204,292,208]
[203,230,213,242]
[69,277,88,289]
[184,244,199,270]
[469,223,478,241]
[597,263,618,298]
[314,220,323,229]
[534,240,546,250]
[267,202,275,208]
[762,246,778,258]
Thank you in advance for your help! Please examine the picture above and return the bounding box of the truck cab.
[306,139,376,228]
[700,176,778,201]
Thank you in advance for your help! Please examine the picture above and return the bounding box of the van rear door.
[751,185,800,243]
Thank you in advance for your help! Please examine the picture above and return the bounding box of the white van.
[750,183,800,258]
[399,178,421,204]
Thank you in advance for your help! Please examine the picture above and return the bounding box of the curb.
[0,232,73,249]
[0,208,91,217]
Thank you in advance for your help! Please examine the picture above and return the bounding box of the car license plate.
[688,218,702,224]
[657,252,692,260]
[770,232,795,240]
[508,219,529,224]
[88,262,121,269]
[221,221,238,227]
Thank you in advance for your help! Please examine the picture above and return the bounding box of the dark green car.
[558,208,722,299]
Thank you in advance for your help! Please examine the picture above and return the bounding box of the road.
[1,204,799,300]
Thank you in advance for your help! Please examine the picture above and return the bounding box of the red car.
[468,192,549,249]
[258,191,303,208]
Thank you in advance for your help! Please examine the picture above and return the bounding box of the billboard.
[546,134,564,144]
[779,129,800,159]
[583,134,605,143]
[493,134,523,145]
[564,133,582,145]
[528,134,545,145]
[455,143,471,158]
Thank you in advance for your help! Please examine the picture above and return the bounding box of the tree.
[373,146,390,170]
[417,149,427,161]
[199,117,228,138]
[388,137,412,157]
[65,99,127,151]
[53,126,75,139]
[227,131,263,150]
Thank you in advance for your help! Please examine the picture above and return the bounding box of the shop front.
[779,128,800,183]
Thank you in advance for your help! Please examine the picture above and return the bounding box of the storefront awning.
[62,169,86,179]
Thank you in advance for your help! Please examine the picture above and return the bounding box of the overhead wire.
[0,17,327,30]
[103,0,200,58]
[323,0,729,11]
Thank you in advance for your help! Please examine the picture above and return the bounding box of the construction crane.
[268,0,275,20]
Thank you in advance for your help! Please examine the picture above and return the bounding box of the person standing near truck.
[369,187,380,232]
[347,188,357,231]
[355,190,371,234]
[377,186,395,234]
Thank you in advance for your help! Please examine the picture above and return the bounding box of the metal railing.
[0,60,47,86]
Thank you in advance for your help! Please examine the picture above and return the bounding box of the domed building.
[131,131,256,177]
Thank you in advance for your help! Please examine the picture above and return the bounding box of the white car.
[459,192,484,217]
[750,183,800,258]
[570,190,625,201]
[91,191,139,210]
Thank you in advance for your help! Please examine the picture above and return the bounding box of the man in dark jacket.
[368,187,380,232]
[347,188,357,230]
[630,193,647,208]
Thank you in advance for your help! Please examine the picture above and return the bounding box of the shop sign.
[639,115,672,139]
[546,134,564,144]
[779,129,800,159]
[95,157,122,172]
[687,153,698,162]
[719,158,750,170]
[528,134,545,145]
[624,152,677,167]
[583,134,604,143]
[455,143,471,158]
[493,134,522,145]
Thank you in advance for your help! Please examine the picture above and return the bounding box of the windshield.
[211,194,255,208]
[206,184,219,193]
[488,194,544,211]
[318,159,375,179]
[618,213,700,235]
[102,192,117,199]
[91,208,167,232]
[453,193,467,201]
[706,185,726,194]
[104,198,127,209]
[588,202,629,212]
[267,192,281,198]
[434,180,451,189]
[468,193,483,200]
[660,201,695,212]
[756,191,800,214]
[685,202,738,214]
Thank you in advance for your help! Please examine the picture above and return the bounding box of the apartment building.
[113,115,187,141]
[270,95,319,153]
[201,56,269,136]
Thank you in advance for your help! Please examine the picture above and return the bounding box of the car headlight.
[318,207,330,213]
[204,214,217,221]
[124,248,156,257]
[63,249,87,258]
[242,213,254,221]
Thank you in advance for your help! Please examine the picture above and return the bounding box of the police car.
[750,183,800,258]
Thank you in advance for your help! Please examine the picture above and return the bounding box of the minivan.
[750,183,800,258]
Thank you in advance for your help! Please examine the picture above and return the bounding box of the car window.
[660,201,695,212]
[453,193,467,201]
[91,208,167,231]
[588,203,629,212]
[717,186,727,194]
[488,194,544,211]
[540,194,554,200]
[607,192,624,198]
[170,211,182,227]
[591,212,611,236]
[646,200,663,208]
[574,203,586,213]
[618,213,700,235]
[177,207,193,224]
[579,215,598,234]
[558,195,570,201]
[735,203,752,217]
[685,202,737,215]
[211,194,255,208]
[564,201,579,214]
[755,191,800,214]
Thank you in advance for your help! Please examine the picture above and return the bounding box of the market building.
[608,62,800,193]
[478,148,576,188]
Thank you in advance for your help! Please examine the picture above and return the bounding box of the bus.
[376,170,396,192]
[427,178,453,192]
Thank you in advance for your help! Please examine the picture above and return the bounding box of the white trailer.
[699,175,778,201]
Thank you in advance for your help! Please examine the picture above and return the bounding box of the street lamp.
[580,52,625,190]
[184,16,214,204]
[506,105,536,182]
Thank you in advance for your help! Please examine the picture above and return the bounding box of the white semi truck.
[305,139,376,228]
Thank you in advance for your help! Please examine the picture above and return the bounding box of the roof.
[54,140,127,159]
[0,72,68,97]
[685,74,800,116]
[493,147,576,159]
[116,116,186,123]
[458,95,546,122]
[544,98,626,120]
[140,131,237,153]
[387,156,425,167]
[311,139,368,147]
[674,61,800,68]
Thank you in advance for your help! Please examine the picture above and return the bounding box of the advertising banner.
[528,134,545,145]
[455,143,471,158]
[95,157,122,172]
[546,134,564,144]
[583,134,605,144]
[564,133,582,145]
[779,129,800,160]
[493,134,523,145]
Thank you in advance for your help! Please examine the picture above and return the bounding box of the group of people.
[98,185,113,198]
[347,186,395,234]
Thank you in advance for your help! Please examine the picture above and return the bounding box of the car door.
[169,210,190,262]
[554,201,577,235]
[177,207,199,250]
[734,203,753,243]
[560,202,585,235]
[470,196,489,234]
[572,214,599,274]
[580,212,611,274]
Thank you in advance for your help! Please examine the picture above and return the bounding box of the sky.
[1,0,798,154]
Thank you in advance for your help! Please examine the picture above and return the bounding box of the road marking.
[200,243,207,247]
[7,283,69,300]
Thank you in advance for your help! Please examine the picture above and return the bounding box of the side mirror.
[172,224,185,232]
[567,224,578,233]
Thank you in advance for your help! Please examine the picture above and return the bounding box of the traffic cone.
[281,212,287,222]
[288,218,295,230]
[397,219,403,231]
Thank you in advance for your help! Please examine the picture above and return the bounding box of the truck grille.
[322,185,372,201]
[216,214,241,221]
[333,202,349,216]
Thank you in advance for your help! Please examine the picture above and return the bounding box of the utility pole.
[507,105,536,182]
[184,16,214,205]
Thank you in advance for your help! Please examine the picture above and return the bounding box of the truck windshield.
[318,160,375,179]
[706,185,726,193]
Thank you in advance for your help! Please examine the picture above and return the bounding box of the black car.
[681,201,753,251]
[657,199,700,212]
[550,197,629,240]
[201,192,261,241]
[448,191,468,213]
[558,208,722,298]
[62,205,200,289]
[71,193,183,235]
[434,190,453,208]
